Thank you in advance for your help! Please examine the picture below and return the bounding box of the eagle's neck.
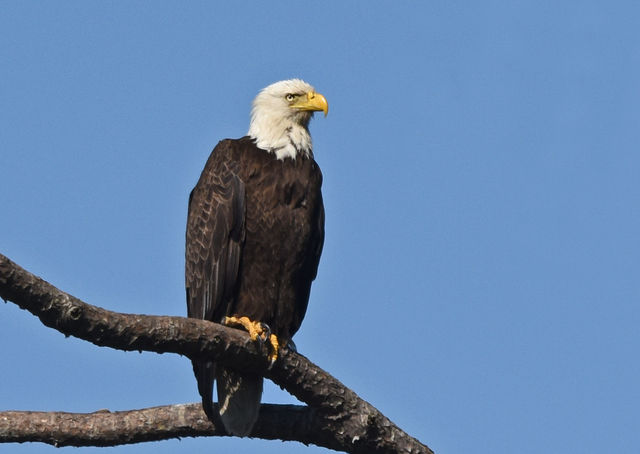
[248,115,313,160]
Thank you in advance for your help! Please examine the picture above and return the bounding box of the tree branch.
[0,253,433,454]
[0,404,329,449]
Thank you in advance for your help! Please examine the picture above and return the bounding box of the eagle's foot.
[223,316,268,342]
[222,316,280,367]
[267,333,279,368]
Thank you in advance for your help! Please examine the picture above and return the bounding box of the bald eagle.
[185,79,328,436]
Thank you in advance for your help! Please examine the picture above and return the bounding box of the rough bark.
[0,253,433,454]
[0,404,328,448]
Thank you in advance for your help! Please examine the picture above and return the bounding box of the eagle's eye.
[285,94,295,102]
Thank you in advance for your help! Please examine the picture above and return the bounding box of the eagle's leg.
[223,316,267,342]
[222,316,280,366]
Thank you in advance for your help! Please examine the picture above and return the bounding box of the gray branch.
[0,404,328,448]
[0,253,433,454]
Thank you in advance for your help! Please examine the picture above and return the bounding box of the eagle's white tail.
[216,368,263,437]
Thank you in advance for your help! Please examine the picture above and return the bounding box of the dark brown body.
[185,136,324,434]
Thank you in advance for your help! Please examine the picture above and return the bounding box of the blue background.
[1,2,639,453]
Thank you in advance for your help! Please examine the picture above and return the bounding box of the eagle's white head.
[247,79,328,160]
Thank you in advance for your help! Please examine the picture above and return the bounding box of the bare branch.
[0,253,433,454]
[0,404,331,449]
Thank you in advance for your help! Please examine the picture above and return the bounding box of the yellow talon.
[222,316,266,342]
[222,316,280,366]
[268,333,279,367]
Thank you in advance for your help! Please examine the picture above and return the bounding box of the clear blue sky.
[1,2,639,453]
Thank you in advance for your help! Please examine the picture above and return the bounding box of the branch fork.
[0,253,432,454]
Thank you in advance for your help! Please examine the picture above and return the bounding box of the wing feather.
[186,140,245,323]
[185,140,245,419]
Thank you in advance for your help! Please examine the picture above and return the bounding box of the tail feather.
[193,360,217,421]
[216,367,263,437]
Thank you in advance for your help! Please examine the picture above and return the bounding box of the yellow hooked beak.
[292,91,329,117]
